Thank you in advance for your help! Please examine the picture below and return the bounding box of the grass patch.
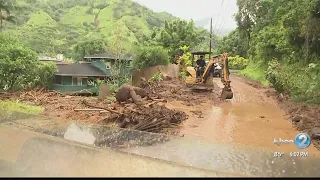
[240,63,270,86]
[0,100,44,115]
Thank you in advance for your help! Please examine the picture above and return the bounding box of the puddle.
[64,123,96,145]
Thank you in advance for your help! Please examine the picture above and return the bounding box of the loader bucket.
[186,66,197,78]
[221,87,233,100]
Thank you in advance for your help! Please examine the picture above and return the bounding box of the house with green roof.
[49,52,133,94]
[51,62,110,94]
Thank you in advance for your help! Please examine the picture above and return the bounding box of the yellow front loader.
[185,52,233,100]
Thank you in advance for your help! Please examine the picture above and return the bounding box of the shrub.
[0,34,56,91]
[265,59,285,92]
[132,46,170,70]
[228,55,249,70]
[148,72,163,83]
[265,59,320,103]
[179,45,192,67]
[0,34,39,90]
[34,62,57,89]
[179,71,187,80]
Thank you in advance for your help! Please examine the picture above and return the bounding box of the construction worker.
[174,55,180,65]
[195,55,206,78]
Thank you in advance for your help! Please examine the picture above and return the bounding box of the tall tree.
[217,28,248,57]
[0,0,15,31]
[158,19,205,58]
[73,39,107,61]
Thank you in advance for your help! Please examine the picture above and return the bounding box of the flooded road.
[1,73,320,177]
[168,75,319,153]
[2,120,320,177]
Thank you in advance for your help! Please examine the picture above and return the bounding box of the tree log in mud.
[115,84,148,105]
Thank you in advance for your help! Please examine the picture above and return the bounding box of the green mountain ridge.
[5,0,179,58]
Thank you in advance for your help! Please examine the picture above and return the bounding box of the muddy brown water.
[118,75,320,176]
[171,75,320,153]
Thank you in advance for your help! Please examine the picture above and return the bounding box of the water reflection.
[64,123,96,145]
[60,121,171,148]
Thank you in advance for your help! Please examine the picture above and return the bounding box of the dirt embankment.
[239,75,320,150]
[0,77,221,135]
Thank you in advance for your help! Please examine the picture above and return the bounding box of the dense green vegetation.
[218,0,320,103]
[3,0,182,58]
[2,0,212,61]
[228,55,249,70]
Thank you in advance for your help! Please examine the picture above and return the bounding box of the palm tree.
[0,0,15,31]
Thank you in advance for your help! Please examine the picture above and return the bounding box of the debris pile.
[0,76,222,134]
[0,83,188,134]
[82,98,187,134]
[0,88,63,105]
[140,76,222,106]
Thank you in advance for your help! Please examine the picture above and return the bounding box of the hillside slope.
[5,0,178,58]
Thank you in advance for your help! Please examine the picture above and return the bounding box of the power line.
[212,14,220,35]
[217,0,230,37]
[218,19,227,37]
[212,0,226,35]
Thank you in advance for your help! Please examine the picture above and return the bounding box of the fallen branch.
[132,116,156,130]
[82,100,123,115]
[138,117,168,131]
[126,107,143,114]
[74,109,105,112]
[152,99,166,102]
[144,101,158,107]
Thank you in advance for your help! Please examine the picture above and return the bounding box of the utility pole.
[209,18,213,60]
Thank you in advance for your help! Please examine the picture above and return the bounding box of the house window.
[72,77,83,85]
[55,76,62,84]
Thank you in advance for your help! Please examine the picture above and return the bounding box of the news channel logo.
[294,133,311,149]
[274,132,311,149]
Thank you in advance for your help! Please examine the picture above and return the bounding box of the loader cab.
[191,51,211,66]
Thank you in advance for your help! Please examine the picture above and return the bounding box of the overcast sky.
[133,0,238,29]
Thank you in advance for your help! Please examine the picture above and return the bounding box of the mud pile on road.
[140,76,222,106]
